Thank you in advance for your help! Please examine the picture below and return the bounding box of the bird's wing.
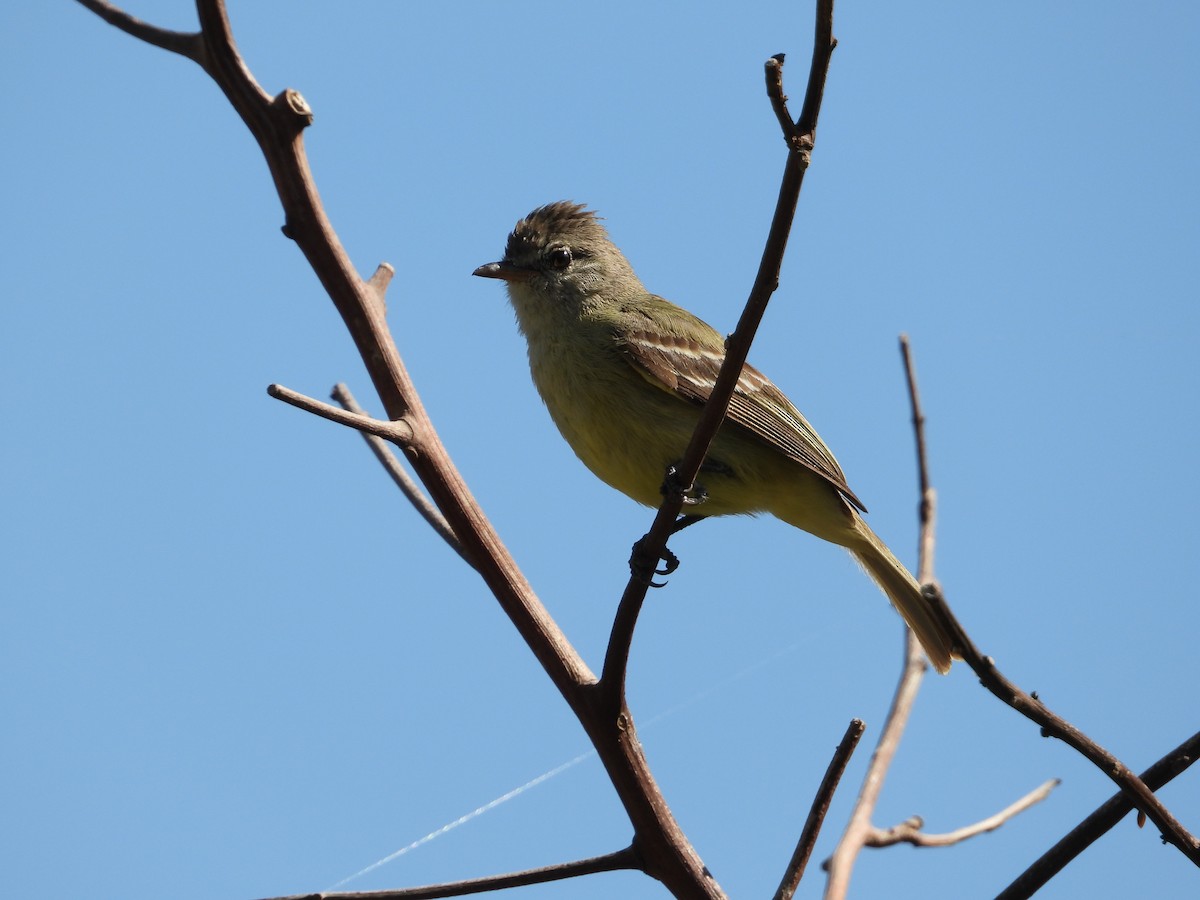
[620,320,867,512]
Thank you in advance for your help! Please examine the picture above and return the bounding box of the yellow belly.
[529,347,857,545]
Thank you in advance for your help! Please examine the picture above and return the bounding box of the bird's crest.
[506,201,607,260]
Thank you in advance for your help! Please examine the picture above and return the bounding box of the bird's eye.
[546,246,572,270]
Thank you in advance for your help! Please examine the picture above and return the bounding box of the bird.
[473,201,956,673]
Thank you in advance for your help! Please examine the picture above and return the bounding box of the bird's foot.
[629,535,681,588]
[661,465,708,507]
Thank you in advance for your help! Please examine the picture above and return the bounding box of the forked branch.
[865,779,1059,849]
[998,729,1200,898]
[76,0,848,897]
[899,337,1199,872]
[923,581,1200,865]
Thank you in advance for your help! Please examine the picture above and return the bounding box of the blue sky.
[3,2,1198,898]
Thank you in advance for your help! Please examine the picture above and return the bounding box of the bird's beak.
[473,261,533,283]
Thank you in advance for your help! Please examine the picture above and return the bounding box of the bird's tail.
[849,526,956,674]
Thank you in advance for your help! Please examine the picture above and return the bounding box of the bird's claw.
[630,536,681,588]
[655,547,680,578]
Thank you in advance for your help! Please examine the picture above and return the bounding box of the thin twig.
[75,0,200,59]
[330,383,473,569]
[775,719,866,900]
[600,0,837,704]
[998,730,1200,899]
[765,54,796,142]
[824,636,927,899]
[866,779,1059,848]
[821,336,941,898]
[257,845,641,900]
[899,335,936,581]
[267,384,416,446]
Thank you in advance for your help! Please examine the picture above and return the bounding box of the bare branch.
[75,0,201,60]
[998,730,1200,899]
[794,7,838,140]
[764,54,796,143]
[824,637,927,899]
[257,846,641,900]
[601,0,838,703]
[899,335,937,582]
[76,0,924,896]
[79,0,736,894]
[821,336,947,898]
[775,719,866,900]
[866,779,1059,849]
[920,584,1200,865]
[268,384,416,447]
[330,383,473,570]
[901,337,1199,866]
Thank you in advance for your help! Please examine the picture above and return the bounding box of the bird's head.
[474,202,643,325]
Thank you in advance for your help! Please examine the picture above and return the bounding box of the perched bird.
[474,201,955,673]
